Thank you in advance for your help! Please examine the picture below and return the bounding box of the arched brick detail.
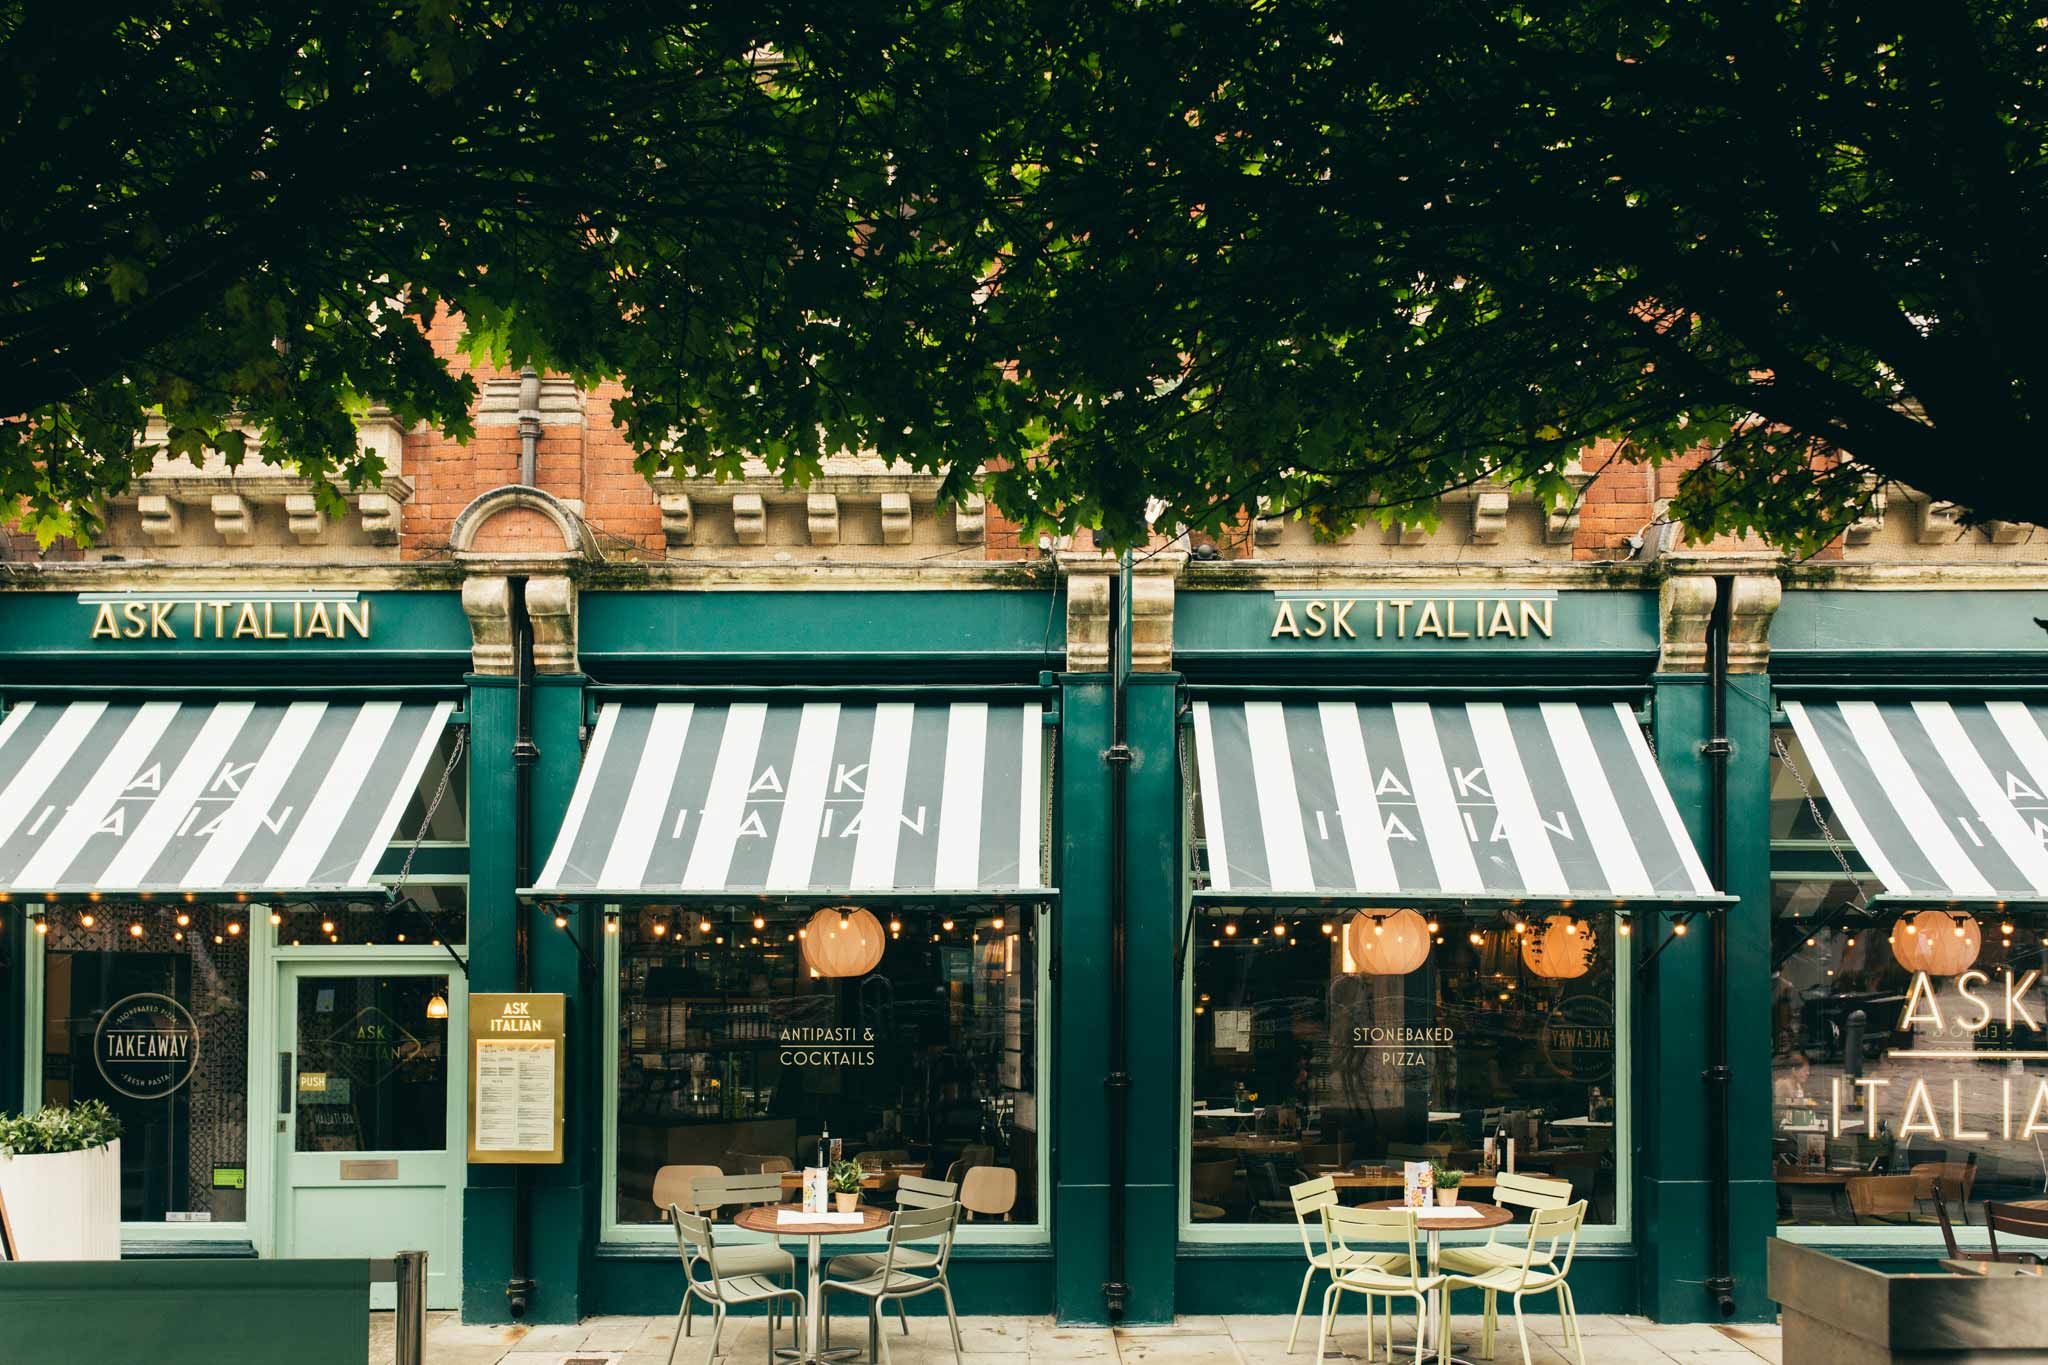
[447,485,594,561]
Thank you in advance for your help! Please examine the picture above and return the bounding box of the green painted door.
[274,961,466,1309]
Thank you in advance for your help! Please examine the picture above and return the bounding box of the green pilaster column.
[1121,673,1184,1324]
[527,671,589,1323]
[1723,671,1778,1319]
[463,672,519,1321]
[1640,672,1713,1320]
[1054,674,1112,1324]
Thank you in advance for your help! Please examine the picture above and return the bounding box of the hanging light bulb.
[227,921,242,937]
[992,916,1005,931]
[128,922,144,938]
[942,919,955,932]
[554,913,569,929]
[1425,919,1440,935]
[1617,919,1632,938]
[176,912,191,928]
[652,922,668,938]
[889,917,903,933]
[1272,922,1287,938]
[753,915,767,930]
[1468,930,1484,946]
[606,917,620,935]
[270,910,283,926]
[32,915,47,936]
[1223,922,1239,937]
[426,993,449,1020]
[1672,919,1689,937]
[1322,922,1336,936]
[321,919,335,934]
[80,912,95,928]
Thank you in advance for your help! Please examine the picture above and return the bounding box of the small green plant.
[1429,1161,1464,1190]
[829,1159,865,1194]
[0,1100,123,1156]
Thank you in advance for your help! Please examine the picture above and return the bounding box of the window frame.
[597,902,1054,1248]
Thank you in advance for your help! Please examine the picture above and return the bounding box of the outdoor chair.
[1282,1174,1411,1354]
[1986,1201,2048,1264]
[1935,1192,2002,1264]
[1912,1157,1977,1222]
[1443,1201,1589,1365]
[679,1173,795,1338]
[825,1175,958,1290]
[667,1207,806,1365]
[821,1202,965,1365]
[1317,1204,1445,1365]
[1437,1171,1573,1278]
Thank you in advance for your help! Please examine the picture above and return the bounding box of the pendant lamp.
[1889,910,1980,976]
[1521,915,1597,980]
[1344,909,1432,975]
[801,907,887,978]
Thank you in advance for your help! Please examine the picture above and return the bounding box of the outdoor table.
[735,1203,892,1364]
[1361,1199,1514,1365]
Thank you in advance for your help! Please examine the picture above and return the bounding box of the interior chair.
[821,1202,966,1365]
[1442,1201,1589,1365]
[1318,1205,1446,1365]
[1935,1192,1998,1263]
[1846,1174,1922,1225]
[1913,1157,1978,1223]
[857,1149,913,1170]
[959,1165,1018,1222]
[1190,1158,1238,1222]
[680,1173,795,1338]
[667,1207,805,1365]
[1438,1171,1573,1278]
[1986,1201,2048,1264]
[1283,1175,1410,1355]
[654,1164,726,1218]
[1245,1156,1303,1222]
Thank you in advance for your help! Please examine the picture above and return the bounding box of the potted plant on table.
[0,1101,124,1259]
[1430,1162,1465,1208]
[829,1159,865,1214]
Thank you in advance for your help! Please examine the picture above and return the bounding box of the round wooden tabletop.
[1361,1198,1514,1233]
[735,1203,891,1237]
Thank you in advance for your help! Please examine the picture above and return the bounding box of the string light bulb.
[80,912,95,928]
[1322,921,1336,936]
[321,919,335,934]
[227,921,242,937]
[270,910,282,926]
[128,922,144,938]
[1223,922,1239,937]
[176,912,191,928]
[753,916,766,930]
[554,913,569,929]
[652,922,668,937]
[992,917,1005,930]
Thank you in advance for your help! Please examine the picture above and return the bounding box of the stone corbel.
[660,493,694,547]
[807,493,841,545]
[1128,554,1184,671]
[1845,488,1886,545]
[1471,490,1510,545]
[953,494,985,545]
[731,493,767,546]
[137,494,182,547]
[525,575,578,674]
[1544,500,1581,546]
[880,492,913,546]
[1658,575,1718,673]
[1060,551,1182,672]
[1987,520,2032,545]
[462,576,515,676]
[359,492,402,546]
[284,494,328,545]
[1921,499,1962,544]
[1061,556,1113,672]
[356,404,407,478]
[211,494,254,547]
[1725,574,1782,674]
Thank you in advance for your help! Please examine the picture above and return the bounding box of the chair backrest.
[1191,1159,1237,1204]
[1244,1156,1298,1204]
[1288,1175,1338,1258]
[757,1155,795,1174]
[1986,1202,2048,1262]
[654,1164,726,1217]
[1493,1171,1573,1216]
[1912,1159,1977,1202]
[880,1202,959,1278]
[1934,1190,1964,1258]
[693,1171,784,1214]
[1846,1174,1920,1220]
[960,1164,1018,1219]
[859,1149,913,1170]
[896,1174,958,1210]
[1326,1205,1423,1288]
[1515,1201,1587,1279]
[670,1206,719,1283]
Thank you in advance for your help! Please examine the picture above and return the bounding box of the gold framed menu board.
[467,993,566,1164]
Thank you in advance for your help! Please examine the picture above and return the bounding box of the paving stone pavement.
[371,1312,1781,1365]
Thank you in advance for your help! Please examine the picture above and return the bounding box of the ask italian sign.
[1269,591,1556,642]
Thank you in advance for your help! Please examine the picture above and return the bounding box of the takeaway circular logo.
[94,993,200,1099]
[1540,995,1615,1084]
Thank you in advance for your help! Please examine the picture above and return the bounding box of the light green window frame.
[597,904,1054,1248]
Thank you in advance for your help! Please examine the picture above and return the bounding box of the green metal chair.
[667,1207,807,1365]
[1319,1204,1446,1365]
[1284,1174,1411,1354]
[1441,1200,1589,1365]
[820,1202,964,1365]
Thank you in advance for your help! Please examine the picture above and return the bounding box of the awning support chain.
[387,725,467,908]
[1770,734,1876,968]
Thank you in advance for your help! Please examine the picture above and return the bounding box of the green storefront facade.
[6,547,2048,1328]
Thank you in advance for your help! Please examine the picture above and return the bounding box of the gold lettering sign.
[86,597,372,642]
[1271,596,1553,642]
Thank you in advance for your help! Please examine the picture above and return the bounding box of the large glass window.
[611,904,1040,1228]
[41,902,251,1224]
[1186,908,1621,1227]
[1770,728,2046,1229]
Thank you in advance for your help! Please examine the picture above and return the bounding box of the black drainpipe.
[1703,578,1736,1319]
[506,576,540,1318]
[1101,553,1133,1321]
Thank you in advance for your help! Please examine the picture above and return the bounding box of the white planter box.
[0,1140,121,1260]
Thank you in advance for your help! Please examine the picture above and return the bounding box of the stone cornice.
[0,560,462,591]
[1179,560,1662,591]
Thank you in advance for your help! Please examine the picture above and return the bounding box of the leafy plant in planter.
[0,1102,125,1259]
[828,1159,866,1213]
[0,1101,122,1156]
[1430,1161,1465,1207]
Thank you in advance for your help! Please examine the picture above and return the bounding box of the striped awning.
[0,699,455,897]
[1191,700,1718,902]
[1784,700,2048,904]
[531,701,1051,900]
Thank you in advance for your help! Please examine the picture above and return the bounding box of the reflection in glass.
[293,975,450,1153]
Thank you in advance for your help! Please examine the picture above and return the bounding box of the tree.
[6,1,2043,552]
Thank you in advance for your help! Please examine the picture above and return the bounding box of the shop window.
[40,902,250,1224]
[1770,729,2046,1229]
[271,886,467,947]
[1187,909,1621,1227]
[611,905,1039,1228]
